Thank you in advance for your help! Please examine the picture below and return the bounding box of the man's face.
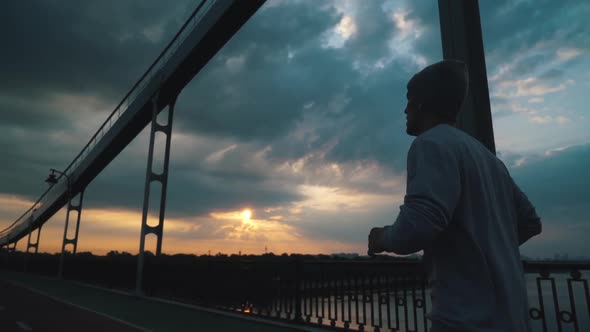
[404,91,421,136]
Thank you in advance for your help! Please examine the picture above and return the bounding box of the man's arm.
[511,178,542,245]
[371,138,461,255]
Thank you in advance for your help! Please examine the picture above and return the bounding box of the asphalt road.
[0,279,143,332]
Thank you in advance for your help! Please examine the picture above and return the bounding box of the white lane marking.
[16,321,33,331]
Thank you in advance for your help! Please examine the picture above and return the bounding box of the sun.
[241,209,252,220]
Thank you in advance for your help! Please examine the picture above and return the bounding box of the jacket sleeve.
[381,138,461,255]
[510,177,542,245]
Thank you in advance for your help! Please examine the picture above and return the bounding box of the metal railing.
[198,260,590,332]
[146,258,587,332]
[0,0,217,243]
[0,188,50,240]
[523,261,590,332]
[4,254,586,332]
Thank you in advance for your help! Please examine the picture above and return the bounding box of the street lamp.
[45,168,69,186]
[46,168,71,278]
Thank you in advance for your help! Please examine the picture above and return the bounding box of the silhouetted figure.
[368,60,542,332]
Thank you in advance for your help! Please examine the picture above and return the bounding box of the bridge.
[0,0,265,287]
[1,1,589,331]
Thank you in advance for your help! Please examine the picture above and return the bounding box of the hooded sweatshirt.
[382,124,542,331]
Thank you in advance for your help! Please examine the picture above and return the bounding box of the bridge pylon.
[26,225,42,254]
[58,190,85,278]
[24,223,42,272]
[8,241,17,253]
[136,92,177,295]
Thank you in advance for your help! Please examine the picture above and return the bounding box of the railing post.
[294,258,303,323]
[136,92,177,295]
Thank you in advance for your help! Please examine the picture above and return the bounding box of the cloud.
[557,48,584,61]
[505,142,590,257]
[1,1,589,258]
[495,101,537,115]
[529,116,551,124]
[323,15,357,49]
[481,0,590,61]
[0,0,195,100]
[338,16,359,40]
[224,55,247,73]
[530,115,571,125]
[495,77,574,98]
[1,1,422,249]
[482,0,589,137]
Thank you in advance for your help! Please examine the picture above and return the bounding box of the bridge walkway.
[0,270,319,332]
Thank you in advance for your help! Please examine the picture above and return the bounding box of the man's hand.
[368,227,386,257]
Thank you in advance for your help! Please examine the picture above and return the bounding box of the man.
[368,60,542,332]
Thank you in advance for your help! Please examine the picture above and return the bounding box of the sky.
[0,0,589,259]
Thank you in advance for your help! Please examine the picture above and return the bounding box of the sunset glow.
[241,209,252,221]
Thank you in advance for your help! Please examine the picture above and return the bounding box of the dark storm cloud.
[510,144,590,214]
[79,132,305,218]
[320,63,414,172]
[0,0,196,199]
[0,0,422,215]
[341,1,397,62]
[0,95,69,130]
[0,95,85,199]
[0,132,71,201]
[480,0,590,55]
[506,143,590,257]
[85,163,304,219]
[174,0,420,173]
[0,0,193,100]
[0,0,191,199]
[0,0,518,214]
[478,0,590,92]
[173,2,344,141]
[403,0,442,61]
[1,0,588,259]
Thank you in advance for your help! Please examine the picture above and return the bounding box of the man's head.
[404,60,469,136]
